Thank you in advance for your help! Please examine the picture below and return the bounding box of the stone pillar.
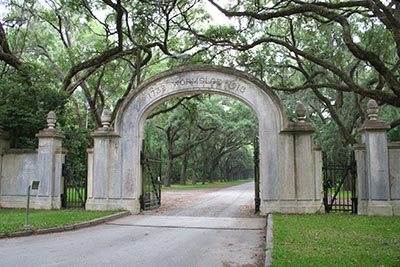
[358,100,392,216]
[35,111,65,209]
[279,102,323,213]
[86,110,123,211]
[313,145,323,203]
[354,144,368,215]
[0,127,10,205]
[86,148,94,201]
[388,142,400,216]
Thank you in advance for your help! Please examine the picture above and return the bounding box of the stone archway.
[86,65,323,215]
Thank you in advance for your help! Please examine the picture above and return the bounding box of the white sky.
[0,0,231,24]
[203,0,232,26]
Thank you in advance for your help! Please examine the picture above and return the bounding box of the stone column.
[388,142,400,216]
[35,111,65,209]
[354,144,367,215]
[86,148,94,201]
[86,110,123,211]
[0,127,10,205]
[279,102,322,213]
[358,100,392,216]
[313,145,323,203]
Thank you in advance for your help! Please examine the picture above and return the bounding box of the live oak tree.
[0,0,206,129]
[144,94,257,185]
[2,0,399,180]
[182,0,400,150]
[145,95,216,186]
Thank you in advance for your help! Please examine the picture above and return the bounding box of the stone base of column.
[391,200,400,216]
[86,198,140,214]
[367,201,393,216]
[260,200,324,215]
[357,200,369,216]
[0,195,60,209]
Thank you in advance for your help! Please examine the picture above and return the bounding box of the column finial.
[367,99,379,120]
[101,109,112,128]
[295,102,307,123]
[47,111,57,129]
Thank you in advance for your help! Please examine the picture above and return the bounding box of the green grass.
[162,178,253,190]
[66,187,86,201]
[326,188,353,198]
[271,214,400,267]
[0,209,121,234]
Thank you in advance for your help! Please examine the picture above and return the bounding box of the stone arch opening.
[86,65,323,214]
[140,93,259,211]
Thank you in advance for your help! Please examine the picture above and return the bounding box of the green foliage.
[144,94,258,185]
[55,102,94,171]
[380,105,400,142]
[0,64,68,148]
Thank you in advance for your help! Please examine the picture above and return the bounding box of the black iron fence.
[61,162,87,209]
[323,152,357,213]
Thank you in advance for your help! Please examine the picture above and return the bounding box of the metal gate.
[140,145,162,210]
[61,161,87,208]
[323,152,357,213]
[254,136,260,213]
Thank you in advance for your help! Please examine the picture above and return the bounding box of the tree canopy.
[0,0,399,183]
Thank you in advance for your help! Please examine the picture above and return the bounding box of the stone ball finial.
[367,99,379,120]
[101,109,112,128]
[47,111,57,129]
[295,102,307,123]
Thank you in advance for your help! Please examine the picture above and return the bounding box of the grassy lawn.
[162,178,253,190]
[326,188,353,198]
[272,214,400,266]
[0,209,121,234]
[66,187,86,201]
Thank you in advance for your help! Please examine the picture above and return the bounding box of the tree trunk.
[191,160,200,185]
[201,157,209,184]
[179,150,189,185]
[224,162,229,182]
[164,154,173,187]
[191,168,197,185]
[210,159,220,183]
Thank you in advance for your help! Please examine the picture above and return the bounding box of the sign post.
[24,181,40,227]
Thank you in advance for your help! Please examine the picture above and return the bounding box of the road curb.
[264,214,273,267]
[1,211,131,239]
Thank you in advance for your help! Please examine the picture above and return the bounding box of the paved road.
[0,182,266,267]
[148,180,258,218]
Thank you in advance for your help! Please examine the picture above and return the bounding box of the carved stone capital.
[35,128,65,139]
[281,122,315,134]
[91,127,120,138]
[358,119,390,133]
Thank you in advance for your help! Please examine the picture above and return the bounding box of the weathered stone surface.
[392,200,400,216]
[87,65,322,214]
[0,123,65,209]
[355,144,368,215]
[313,145,323,201]
[388,142,400,200]
[367,201,393,216]
[357,102,394,216]
[360,129,390,202]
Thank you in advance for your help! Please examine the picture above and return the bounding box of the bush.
[0,64,68,148]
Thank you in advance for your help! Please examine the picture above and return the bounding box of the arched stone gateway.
[86,65,323,215]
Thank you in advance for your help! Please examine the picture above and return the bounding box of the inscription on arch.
[139,74,247,103]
